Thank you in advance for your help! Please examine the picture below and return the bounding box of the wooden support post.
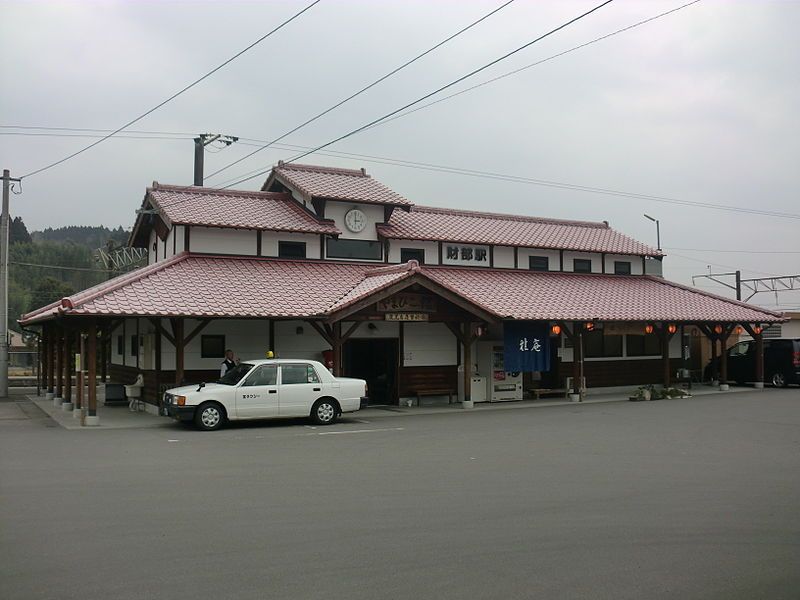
[755,331,764,387]
[173,318,185,385]
[100,326,108,383]
[710,336,718,382]
[55,326,63,399]
[39,326,47,394]
[719,327,731,387]
[463,322,473,407]
[331,322,342,377]
[46,324,55,394]
[86,320,98,425]
[661,327,671,388]
[75,331,83,414]
[63,330,72,404]
[155,322,162,410]
[573,327,582,395]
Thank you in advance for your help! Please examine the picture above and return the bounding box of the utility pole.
[1,169,21,398]
[193,134,238,186]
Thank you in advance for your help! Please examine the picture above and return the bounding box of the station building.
[20,163,785,419]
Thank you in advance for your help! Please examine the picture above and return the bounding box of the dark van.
[705,338,800,387]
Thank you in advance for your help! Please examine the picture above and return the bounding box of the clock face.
[344,208,367,233]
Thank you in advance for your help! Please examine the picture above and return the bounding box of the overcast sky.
[1,0,798,310]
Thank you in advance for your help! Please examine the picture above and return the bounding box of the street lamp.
[643,214,661,251]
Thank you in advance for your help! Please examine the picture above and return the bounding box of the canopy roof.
[19,254,784,326]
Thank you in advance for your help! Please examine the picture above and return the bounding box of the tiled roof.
[148,183,340,234]
[267,163,413,207]
[19,256,784,325]
[377,205,660,256]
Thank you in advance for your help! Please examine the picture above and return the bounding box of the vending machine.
[477,343,523,402]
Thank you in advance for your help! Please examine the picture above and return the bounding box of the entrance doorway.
[343,338,399,406]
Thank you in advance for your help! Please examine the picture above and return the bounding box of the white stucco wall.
[403,322,457,366]
[147,230,158,265]
[387,240,439,264]
[517,248,561,271]
[261,231,321,259]
[493,245,515,269]
[325,201,384,241]
[273,320,328,361]
[190,226,258,255]
[604,254,643,275]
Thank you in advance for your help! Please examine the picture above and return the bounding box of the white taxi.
[164,359,367,431]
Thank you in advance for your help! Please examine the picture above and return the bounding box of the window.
[278,241,306,259]
[573,259,592,273]
[625,334,661,357]
[201,335,226,359]
[242,365,278,387]
[728,342,751,357]
[117,335,124,356]
[218,363,253,385]
[529,256,549,271]
[130,335,138,357]
[400,248,425,264]
[326,238,382,260]
[614,261,632,275]
[281,364,321,385]
[584,330,623,358]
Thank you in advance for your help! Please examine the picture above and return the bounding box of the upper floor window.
[400,248,425,264]
[573,259,592,273]
[326,238,382,260]
[529,256,549,272]
[279,241,307,259]
[614,261,632,275]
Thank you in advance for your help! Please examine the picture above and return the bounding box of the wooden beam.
[306,320,333,345]
[340,321,361,344]
[444,321,465,344]
[55,325,63,399]
[64,330,72,403]
[184,318,212,346]
[149,318,175,347]
[331,322,342,377]
[172,318,185,385]
[155,324,162,409]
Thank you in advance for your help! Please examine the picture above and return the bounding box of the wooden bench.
[530,388,567,400]
[409,388,455,406]
[400,366,458,407]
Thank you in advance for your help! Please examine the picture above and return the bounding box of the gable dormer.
[264,162,414,261]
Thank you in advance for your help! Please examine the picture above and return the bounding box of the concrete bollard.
[461,400,474,409]
[53,397,63,407]
[754,382,765,389]
[719,383,730,391]
[84,416,100,427]
[45,392,54,401]
[61,402,73,412]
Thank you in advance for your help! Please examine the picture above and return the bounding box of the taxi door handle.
[313,387,321,392]
[268,390,277,394]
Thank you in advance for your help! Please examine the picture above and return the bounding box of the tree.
[10,216,32,244]
[30,277,75,307]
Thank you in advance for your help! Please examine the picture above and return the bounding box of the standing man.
[220,349,238,377]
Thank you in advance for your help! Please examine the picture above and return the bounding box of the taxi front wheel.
[195,402,226,431]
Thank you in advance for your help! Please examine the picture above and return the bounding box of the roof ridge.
[275,162,368,178]
[409,204,608,229]
[364,260,421,277]
[151,183,292,201]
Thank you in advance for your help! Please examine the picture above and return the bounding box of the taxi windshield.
[217,363,253,385]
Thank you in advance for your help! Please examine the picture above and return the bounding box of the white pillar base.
[461,400,474,409]
[45,392,54,400]
[53,397,63,407]
[84,415,100,427]
[754,382,764,389]
[61,401,73,412]
[73,409,82,419]
[719,383,730,391]
[569,393,581,403]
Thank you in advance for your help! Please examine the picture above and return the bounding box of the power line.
[221,0,616,188]
[10,261,105,272]
[17,0,324,180]
[9,127,800,221]
[362,0,703,132]
[665,246,800,254]
[203,0,518,182]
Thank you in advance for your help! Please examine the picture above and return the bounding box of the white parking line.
[311,427,404,436]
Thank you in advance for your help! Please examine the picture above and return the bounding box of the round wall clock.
[344,208,367,233]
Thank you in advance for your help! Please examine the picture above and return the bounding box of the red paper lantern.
[667,324,677,335]
[714,324,723,335]
[584,322,594,331]
[753,325,763,335]
[644,324,654,334]
[551,324,561,335]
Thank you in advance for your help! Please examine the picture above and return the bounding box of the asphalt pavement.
[1,388,798,600]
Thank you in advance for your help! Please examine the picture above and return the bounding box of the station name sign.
[385,313,429,322]
[442,243,490,266]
